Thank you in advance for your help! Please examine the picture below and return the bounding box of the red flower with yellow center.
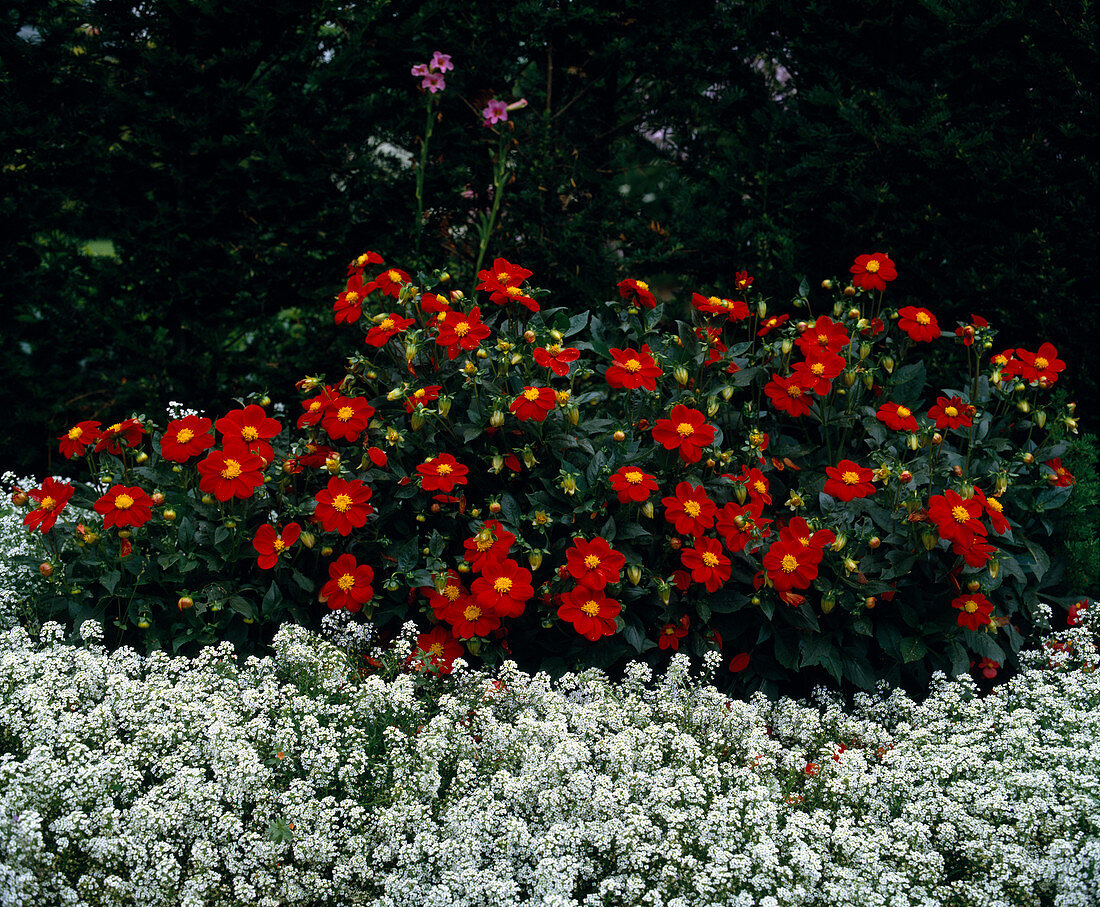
[160,415,215,462]
[764,374,814,418]
[435,307,491,358]
[609,465,659,503]
[715,500,771,554]
[448,598,502,640]
[565,536,625,590]
[952,592,994,631]
[757,313,790,337]
[651,404,716,463]
[365,312,415,347]
[605,346,663,391]
[347,250,383,277]
[313,476,374,536]
[972,487,1010,534]
[197,444,266,501]
[792,350,845,395]
[476,258,533,294]
[296,386,339,429]
[849,253,897,292]
[680,537,732,592]
[93,484,155,529]
[252,522,301,569]
[691,293,749,321]
[616,278,656,309]
[462,520,515,572]
[876,402,919,432]
[533,345,581,376]
[777,516,834,563]
[927,395,974,430]
[927,489,986,546]
[333,272,373,324]
[737,466,772,505]
[423,570,470,623]
[408,626,464,674]
[373,267,410,298]
[319,553,374,612]
[320,395,374,443]
[94,418,146,455]
[417,453,468,493]
[823,459,876,502]
[471,557,533,618]
[23,477,74,533]
[662,482,717,537]
[1013,342,1066,385]
[405,385,443,413]
[58,421,102,459]
[762,537,819,593]
[897,306,940,343]
[215,405,282,463]
[1044,458,1075,487]
[557,586,621,641]
[657,615,690,651]
[796,316,849,358]
[510,386,557,422]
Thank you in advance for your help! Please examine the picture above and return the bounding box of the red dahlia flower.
[448,598,501,639]
[373,267,410,298]
[954,314,989,346]
[735,270,754,290]
[897,306,940,343]
[252,522,301,569]
[777,516,834,562]
[94,418,145,455]
[927,395,974,430]
[365,312,415,347]
[319,553,374,612]
[297,385,340,429]
[58,421,102,459]
[94,484,155,529]
[197,445,266,501]
[215,405,282,464]
[463,520,515,572]
[691,293,749,321]
[346,250,383,277]
[927,489,987,546]
[737,466,772,505]
[652,404,716,463]
[792,350,845,396]
[417,453,468,493]
[680,537,732,592]
[764,374,814,418]
[849,253,897,292]
[423,570,471,623]
[876,402,919,432]
[662,482,717,537]
[313,476,373,536]
[796,316,849,358]
[510,386,557,422]
[1013,343,1065,385]
[952,592,994,631]
[973,487,1010,534]
[23,477,74,533]
[716,500,771,554]
[1044,458,1075,487]
[476,257,533,294]
[605,346,663,391]
[952,536,996,567]
[533,344,580,376]
[320,395,374,443]
[435,307,491,358]
[557,586,621,641]
[657,615,690,651]
[757,314,789,337]
[823,460,876,502]
[333,271,374,324]
[616,278,656,309]
[160,415,215,462]
[408,626,464,674]
[762,538,819,592]
[405,386,443,413]
[565,536,626,590]
[472,557,533,618]
[609,466,659,503]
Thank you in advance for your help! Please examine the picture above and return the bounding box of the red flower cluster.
[617,278,656,309]
[849,253,897,291]
[314,476,374,536]
[23,477,74,533]
[476,258,538,312]
[94,485,155,529]
[558,536,625,641]
[609,466,659,503]
[605,346,662,391]
[58,421,102,459]
[652,405,716,463]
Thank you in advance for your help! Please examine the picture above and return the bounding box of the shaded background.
[3,0,1097,481]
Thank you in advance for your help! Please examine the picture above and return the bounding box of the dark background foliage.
[4,0,1097,480]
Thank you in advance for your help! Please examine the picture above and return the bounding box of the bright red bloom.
[681,537,732,592]
[952,536,996,567]
[762,538,819,592]
[365,312,415,347]
[927,395,974,430]
[605,346,663,391]
[197,445,266,501]
[448,597,501,639]
[849,253,897,292]
[876,402,918,432]
[716,500,771,554]
[160,415,215,462]
[420,292,452,320]
[734,270,754,290]
[346,250,384,278]
[476,257,533,294]
[928,490,986,546]
[313,476,374,536]
[616,278,656,309]
[1044,458,1075,487]
[729,652,751,673]
[1013,343,1066,386]
[417,453,469,493]
[296,385,340,429]
[373,267,410,298]
[565,536,626,590]
[609,465,659,503]
[58,421,102,459]
[737,466,772,505]
[897,306,939,343]
[435,307,492,358]
[471,557,533,618]
[94,484,155,530]
[423,570,471,623]
[657,616,690,651]
[408,626,464,674]
[333,271,374,324]
[662,482,717,537]
[692,293,749,321]
[764,373,814,417]
[533,344,580,376]
[796,316,849,358]
[319,553,374,612]
[1068,599,1089,627]
[463,520,515,572]
[510,386,557,422]
[23,478,74,533]
[954,314,989,347]
[215,405,282,463]
[953,592,994,631]
[557,586,621,642]
[366,446,388,468]
[320,395,374,443]
[973,487,1010,534]
[823,459,876,502]
[94,418,145,455]
[652,405,716,464]
[757,314,789,337]
[792,350,845,395]
[252,522,301,569]
[777,516,834,562]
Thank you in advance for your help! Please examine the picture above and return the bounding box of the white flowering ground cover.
[0,504,1099,906]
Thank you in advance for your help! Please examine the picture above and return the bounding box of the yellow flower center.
[701,551,720,567]
[916,312,930,325]
[546,344,561,355]
[428,642,445,657]
[274,539,286,553]
[176,428,195,444]
[464,603,482,621]
[897,405,911,417]
[381,318,395,331]
[241,426,260,441]
[40,496,56,511]
[963,598,979,613]
[951,505,971,523]
[443,584,461,601]
[797,535,810,548]
[345,291,359,304]
[865,259,880,273]
[454,321,470,337]
[414,389,426,399]
[842,471,860,485]
[497,271,510,282]
[108,422,123,433]
[387,269,402,283]
[114,494,134,510]
[332,493,354,513]
[524,388,541,401]
[986,499,1003,513]
[1035,357,1049,369]
[476,537,494,552]
[781,554,799,573]
[786,384,803,398]
[493,577,513,594]
[753,480,766,494]
[625,469,644,484]
[675,422,695,438]
[708,296,722,307]
[308,401,322,413]
[635,280,649,291]
[816,333,829,346]
[337,573,355,591]
[506,286,522,297]
[337,406,355,422]
[683,500,701,518]
[625,358,642,372]
[584,554,601,569]
[435,463,453,476]
[944,406,958,418]
[68,427,83,440]
[581,599,601,617]
[221,459,242,479]
[811,362,825,376]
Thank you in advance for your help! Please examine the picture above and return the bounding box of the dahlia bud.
[657,581,671,605]
[721,387,734,401]
[299,531,315,550]
[899,470,913,484]
[907,433,921,451]
[463,361,478,375]
[830,533,847,552]
[523,330,536,343]
[325,453,341,473]
[994,473,1009,495]
[842,557,858,574]
[674,366,690,386]
[626,565,642,586]
[521,447,537,468]
[410,411,425,430]
[843,285,856,297]
[821,279,833,290]
[641,501,654,519]
[921,530,938,551]
[833,301,844,317]
[780,338,793,355]
[988,558,1000,580]
[843,370,857,387]
[550,329,563,342]
[510,353,523,366]
[757,300,767,319]
[932,432,943,446]
[527,550,544,570]
[490,455,504,474]
[881,355,895,374]
[560,474,578,496]
[566,405,580,426]
[820,595,835,614]
[707,395,720,417]
[734,484,748,505]
[1065,417,1079,433]
[386,387,404,402]
[490,411,505,428]
[861,372,873,390]
[1016,400,1031,414]
[135,452,148,465]
[848,308,861,320]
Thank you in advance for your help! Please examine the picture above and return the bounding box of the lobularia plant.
[9,251,1085,693]
[0,617,1097,906]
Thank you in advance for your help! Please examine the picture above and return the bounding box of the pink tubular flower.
[422,73,446,93]
[411,63,430,77]
[430,51,454,73]
[482,99,508,124]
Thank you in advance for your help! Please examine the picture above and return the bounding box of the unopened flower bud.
[674,366,690,386]
[833,301,844,317]
[510,353,523,366]
[881,355,895,374]
[780,338,793,355]
[721,386,735,401]
[861,372,874,390]
[627,565,642,586]
[707,396,720,417]
[410,411,425,430]
[989,558,1001,579]
[657,581,671,605]
[843,557,859,574]
[821,279,833,290]
[1065,417,1079,433]
[566,404,580,426]
[830,533,848,552]
[922,530,938,551]
[821,594,835,613]
[550,329,563,342]
[523,330,536,343]
[843,370,857,387]
[757,300,767,319]
[641,501,654,519]
[386,387,404,401]
[899,470,913,484]
[560,474,578,495]
[490,455,504,474]
[1016,400,1031,414]
[325,453,341,473]
[843,285,856,297]
[298,531,315,550]
[932,432,943,446]
[437,396,452,417]
[907,433,920,451]
[734,484,748,505]
[464,361,478,375]
[528,550,543,570]
[490,411,505,428]
[522,447,537,468]
[858,342,871,360]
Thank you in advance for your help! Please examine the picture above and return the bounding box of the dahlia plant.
[9,251,1085,691]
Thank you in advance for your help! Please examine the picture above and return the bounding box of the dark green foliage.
[1058,433,1099,603]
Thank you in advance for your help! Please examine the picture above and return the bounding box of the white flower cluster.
[0,488,43,631]
[0,615,1097,906]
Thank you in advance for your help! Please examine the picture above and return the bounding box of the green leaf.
[100,570,122,595]
[890,361,927,404]
[564,312,589,338]
[214,526,231,548]
[428,530,445,558]
[261,584,281,612]
[1023,539,1050,583]
[773,631,799,670]
[968,632,1005,663]
[621,622,646,653]
[841,653,877,690]
[500,493,522,528]
[900,636,927,663]
[229,595,257,620]
[800,636,842,681]
[291,569,314,593]
[395,536,419,572]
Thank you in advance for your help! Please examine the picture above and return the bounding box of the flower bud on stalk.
[299,531,315,549]
[833,301,844,317]
[1065,417,1079,433]
[989,559,1000,580]
[522,447,537,468]
[861,372,874,390]
[410,411,425,430]
[641,501,654,519]
[490,455,504,474]
[560,474,578,496]
[780,338,793,355]
[734,484,748,505]
[437,396,452,417]
[566,405,580,426]
[721,387,734,401]
[757,300,767,319]
[490,411,505,428]
[1016,400,1031,414]
[510,353,523,366]
[528,550,543,570]
[843,370,857,387]
[821,594,835,614]
[830,533,847,552]
[657,581,671,605]
[1035,411,1047,429]
[627,565,642,586]
[674,367,690,386]
[907,433,921,451]
[881,355,895,374]
[843,557,859,574]
[707,396,720,417]
[921,530,938,551]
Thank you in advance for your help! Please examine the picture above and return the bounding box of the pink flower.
[430,51,453,73]
[410,63,430,77]
[482,99,508,125]
[422,73,446,93]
